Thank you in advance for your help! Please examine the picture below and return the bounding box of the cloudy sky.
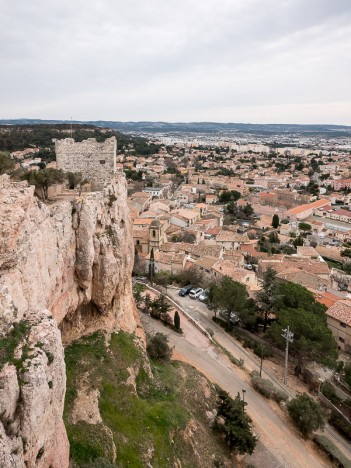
[1,0,351,124]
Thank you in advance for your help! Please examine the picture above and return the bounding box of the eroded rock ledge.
[0,174,139,467]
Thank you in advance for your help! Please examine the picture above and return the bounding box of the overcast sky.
[1,0,351,124]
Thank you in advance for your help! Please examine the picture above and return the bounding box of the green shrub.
[313,434,351,468]
[329,411,351,441]
[0,321,30,370]
[250,372,288,403]
[253,344,273,359]
[243,338,254,349]
[287,393,325,437]
[251,375,274,399]
[273,388,289,403]
[146,333,172,360]
[320,381,341,405]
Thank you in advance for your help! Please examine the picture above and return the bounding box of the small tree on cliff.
[0,152,15,175]
[21,168,66,200]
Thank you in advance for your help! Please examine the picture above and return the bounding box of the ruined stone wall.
[55,137,117,189]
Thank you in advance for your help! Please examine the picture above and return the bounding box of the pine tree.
[174,311,181,331]
[256,267,278,331]
[149,248,155,283]
[272,214,280,228]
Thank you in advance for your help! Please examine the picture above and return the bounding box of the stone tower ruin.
[55,136,117,189]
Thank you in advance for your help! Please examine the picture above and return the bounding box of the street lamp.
[242,389,246,415]
[281,326,294,386]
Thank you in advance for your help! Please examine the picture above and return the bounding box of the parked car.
[179,284,193,297]
[219,310,240,324]
[189,287,204,299]
[133,276,147,282]
[199,289,209,302]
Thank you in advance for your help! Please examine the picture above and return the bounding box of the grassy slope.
[64,332,232,467]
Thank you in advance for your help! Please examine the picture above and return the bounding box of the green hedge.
[313,435,351,468]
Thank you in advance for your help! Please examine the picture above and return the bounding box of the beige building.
[326,299,351,353]
[211,260,259,290]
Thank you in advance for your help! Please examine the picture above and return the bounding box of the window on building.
[100,160,106,164]
[340,322,347,328]
[136,240,140,245]
[152,230,156,237]
[339,337,345,343]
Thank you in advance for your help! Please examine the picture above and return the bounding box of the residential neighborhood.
[121,138,351,354]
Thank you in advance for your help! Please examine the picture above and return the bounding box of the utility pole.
[282,326,294,386]
[259,344,265,377]
[242,389,246,415]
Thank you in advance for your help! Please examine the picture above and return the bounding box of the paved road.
[166,287,351,461]
[141,312,330,468]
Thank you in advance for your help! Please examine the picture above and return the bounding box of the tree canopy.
[21,168,66,200]
[298,222,312,233]
[218,190,241,203]
[268,282,338,374]
[217,389,257,454]
[287,393,324,437]
[0,151,15,175]
[207,276,256,327]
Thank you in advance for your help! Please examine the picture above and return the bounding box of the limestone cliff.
[0,174,138,467]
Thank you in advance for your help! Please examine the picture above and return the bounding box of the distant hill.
[0,123,161,155]
[1,119,351,137]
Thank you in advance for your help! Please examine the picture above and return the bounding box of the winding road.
[141,308,330,467]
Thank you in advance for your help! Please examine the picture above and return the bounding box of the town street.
[141,310,330,468]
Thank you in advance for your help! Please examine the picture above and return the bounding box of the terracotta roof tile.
[326,300,351,325]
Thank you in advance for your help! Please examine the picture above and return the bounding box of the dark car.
[179,284,193,297]
[219,310,240,324]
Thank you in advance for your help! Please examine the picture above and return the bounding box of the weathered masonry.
[55,137,117,189]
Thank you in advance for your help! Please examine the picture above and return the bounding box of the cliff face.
[0,174,138,467]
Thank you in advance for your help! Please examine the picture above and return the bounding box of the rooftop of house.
[313,290,341,308]
[191,243,223,258]
[315,245,343,262]
[133,218,154,226]
[132,228,149,241]
[177,208,199,219]
[276,269,330,291]
[333,209,351,217]
[212,260,252,281]
[216,230,249,243]
[195,256,218,270]
[130,191,151,199]
[287,198,330,216]
[260,256,330,276]
[296,246,320,258]
[326,299,351,325]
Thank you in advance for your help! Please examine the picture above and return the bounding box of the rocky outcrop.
[0,309,68,468]
[0,174,138,467]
